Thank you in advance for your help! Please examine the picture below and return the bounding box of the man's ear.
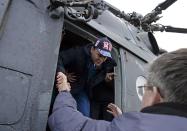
[152,86,163,104]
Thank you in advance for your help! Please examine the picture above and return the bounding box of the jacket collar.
[141,102,187,118]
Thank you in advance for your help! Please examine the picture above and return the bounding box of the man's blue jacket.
[48,91,187,131]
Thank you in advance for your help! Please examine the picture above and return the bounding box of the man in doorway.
[49,48,187,131]
[88,58,117,121]
[56,37,114,117]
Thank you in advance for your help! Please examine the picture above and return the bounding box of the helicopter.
[0,0,187,131]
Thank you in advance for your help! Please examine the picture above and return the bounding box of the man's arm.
[48,92,110,131]
[57,48,78,83]
[57,48,76,73]
[104,58,117,73]
[48,73,111,131]
[103,58,117,82]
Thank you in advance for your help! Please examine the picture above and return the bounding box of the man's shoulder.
[111,111,174,125]
[111,112,187,131]
[61,46,87,56]
[74,44,92,54]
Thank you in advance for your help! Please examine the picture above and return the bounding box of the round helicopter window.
[136,76,147,101]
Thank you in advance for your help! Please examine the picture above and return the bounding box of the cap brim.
[97,49,112,58]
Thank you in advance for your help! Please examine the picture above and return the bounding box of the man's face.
[91,47,107,67]
[141,85,162,108]
[142,86,154,108]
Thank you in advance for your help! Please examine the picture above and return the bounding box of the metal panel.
[112,47,122,109]
[0,0,64,130]
[121,50,148,112]
[0,0,11,28]
[119,48,127,112]
[0,126,15,131]
[0,67,31,124]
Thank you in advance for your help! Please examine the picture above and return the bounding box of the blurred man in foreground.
[49,49,187,131]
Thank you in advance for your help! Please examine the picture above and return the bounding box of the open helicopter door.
[0,0,63,131]
[119,48,148,112]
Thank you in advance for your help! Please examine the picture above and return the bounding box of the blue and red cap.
[94,37,112,58]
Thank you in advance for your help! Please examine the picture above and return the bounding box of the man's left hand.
[107,103,122,117]
[105,72,116,82]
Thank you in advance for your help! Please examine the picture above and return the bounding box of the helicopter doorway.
[49,28,118,122]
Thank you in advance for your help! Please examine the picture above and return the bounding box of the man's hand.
[107,103,122,117]
[57,72,64,84]
[56,72,71,92]
[105,72,116,82]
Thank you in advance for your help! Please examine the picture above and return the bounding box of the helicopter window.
[136,76,147,101]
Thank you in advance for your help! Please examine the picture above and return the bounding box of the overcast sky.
[105,0,187,51]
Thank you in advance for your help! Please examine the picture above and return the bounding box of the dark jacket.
[87,58,116,101]
[57,45,93,94]
[57,45,116,95]
[48,92,187,131]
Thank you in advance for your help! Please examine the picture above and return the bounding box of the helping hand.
[56,72,71,92]
[107,103,122,117]
[105,72,116,82]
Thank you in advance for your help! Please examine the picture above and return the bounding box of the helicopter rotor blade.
[164,26,187,33]
[142,0,177,25]
[156,0,177,10]
[151,24,187,33]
